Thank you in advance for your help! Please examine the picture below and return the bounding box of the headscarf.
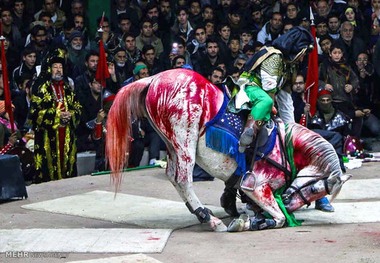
[317,90,334,122]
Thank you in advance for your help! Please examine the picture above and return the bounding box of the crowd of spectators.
[0,0,380,182]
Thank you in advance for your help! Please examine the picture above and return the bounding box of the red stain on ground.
[362,231,380,239]
[147,237,161,240]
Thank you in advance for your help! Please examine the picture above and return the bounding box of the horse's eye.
[282,195,291,205]
[310,185,318,194]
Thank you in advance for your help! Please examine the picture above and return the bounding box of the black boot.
[220,175,241,217]
[220,187,240,217]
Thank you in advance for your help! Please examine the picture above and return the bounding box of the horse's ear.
[327,170,339,183]
[329,173,352,201]
[340,174,352,183]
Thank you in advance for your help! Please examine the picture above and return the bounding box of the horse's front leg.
[228,174,286,231]
[243,183,285,227]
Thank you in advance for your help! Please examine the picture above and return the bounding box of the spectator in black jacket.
[193,36,225,77]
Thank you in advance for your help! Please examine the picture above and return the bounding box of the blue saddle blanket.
[205,89,277,176]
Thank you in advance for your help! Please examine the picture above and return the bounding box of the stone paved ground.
[0,157,379,263]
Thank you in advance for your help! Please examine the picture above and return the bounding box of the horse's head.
[282,167,351,212]
[323,171,352,201]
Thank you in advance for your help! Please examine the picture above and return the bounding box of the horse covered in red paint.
[106,69,350,232]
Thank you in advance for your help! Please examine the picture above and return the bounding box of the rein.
[253,119,292,185]
[260,125,292,185]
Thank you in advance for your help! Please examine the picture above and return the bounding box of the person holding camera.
[353,52,380,139]
[160,37,192,70]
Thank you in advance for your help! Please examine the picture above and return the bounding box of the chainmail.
[260,54,283,80]
[259,53,284,90]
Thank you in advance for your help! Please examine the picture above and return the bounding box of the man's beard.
[52,74,63,81]
[208,53,217,59]
[37,40,47,47]
[71,43,83,51]
[116,62,125,67]
[92,89,101,96]
[318,102,334,114]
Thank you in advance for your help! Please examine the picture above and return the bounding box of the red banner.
[95,40,110,88]
[305,24,319,117]
[0,34,15,132]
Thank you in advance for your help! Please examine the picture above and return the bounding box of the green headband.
[133,64,148,75]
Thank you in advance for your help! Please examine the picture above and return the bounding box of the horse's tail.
[105,79,151,191]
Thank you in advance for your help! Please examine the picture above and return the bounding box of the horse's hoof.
[227,214,250,232]
[210,215,227,232]
[212,221,228,232]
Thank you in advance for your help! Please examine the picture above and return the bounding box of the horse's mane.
[287,123,342,177]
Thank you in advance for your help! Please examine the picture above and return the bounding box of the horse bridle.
[282,175,331,207]
[255,121,331,207]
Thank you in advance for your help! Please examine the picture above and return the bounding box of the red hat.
[318,89,331,98]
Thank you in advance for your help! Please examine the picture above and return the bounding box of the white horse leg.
[195,136,242,217]
[165,147,227,232]
[172,179,227,232]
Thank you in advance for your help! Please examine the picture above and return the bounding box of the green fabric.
[240,71,262,87]
[244,85,273,121]
[272,124,303,227]
[87,1,111,38]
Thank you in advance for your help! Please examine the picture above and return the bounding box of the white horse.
[106,69,350,231]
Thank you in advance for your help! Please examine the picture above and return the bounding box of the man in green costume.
[221,27,315,230]
[237,27,314,152]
